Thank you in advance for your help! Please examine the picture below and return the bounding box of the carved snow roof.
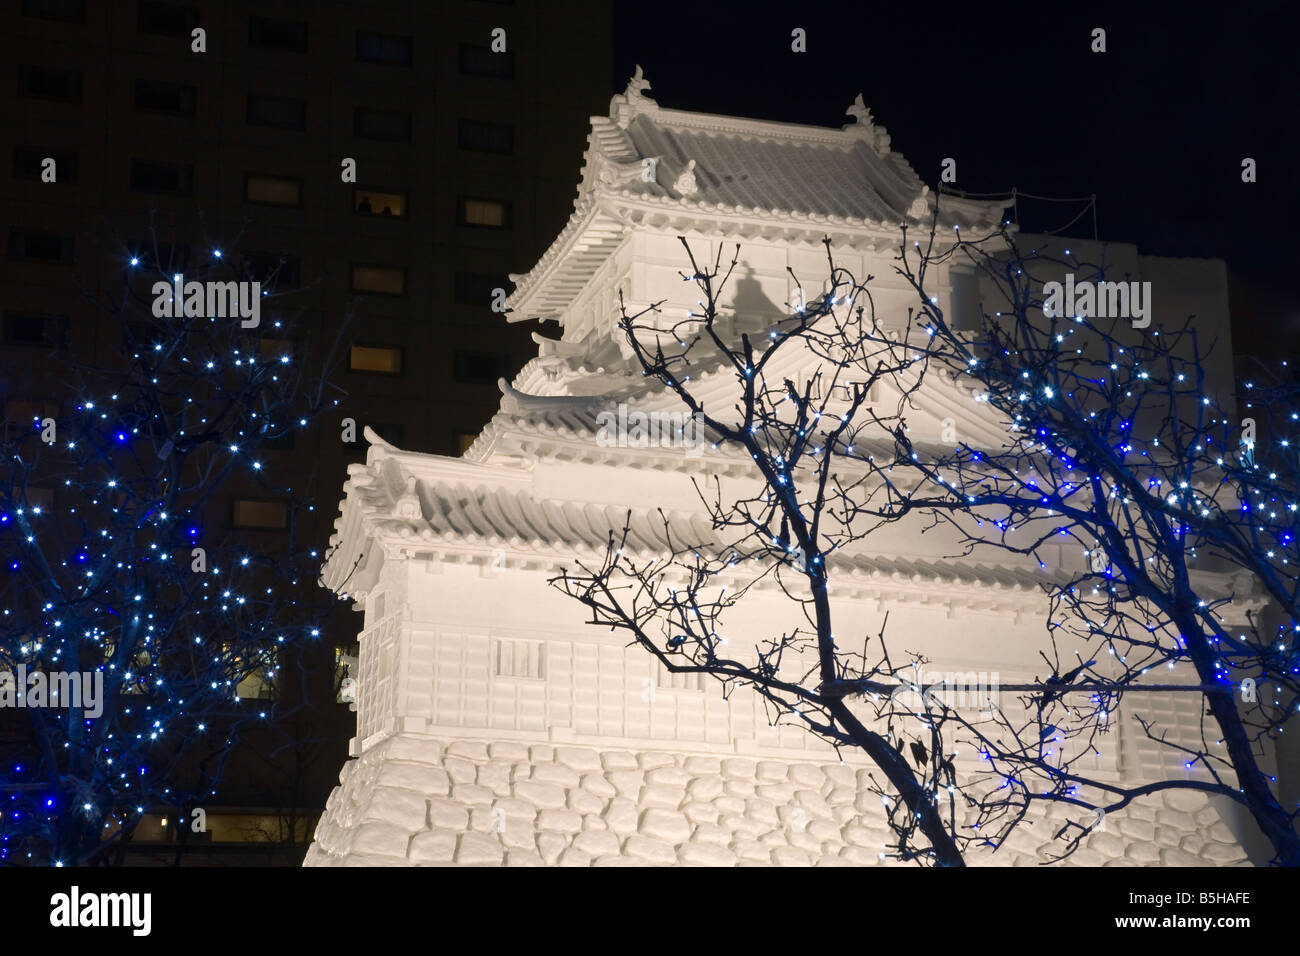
[322,438,1053,606]
[322,429,1266,622]
[506,69,1008,325]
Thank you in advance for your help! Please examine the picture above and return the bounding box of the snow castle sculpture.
[304,71,1259,866]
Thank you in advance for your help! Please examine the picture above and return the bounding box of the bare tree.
[553,208,1299,866]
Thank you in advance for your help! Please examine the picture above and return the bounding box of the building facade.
[0,0,611,859]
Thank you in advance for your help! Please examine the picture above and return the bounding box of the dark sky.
[613,0,1299,356]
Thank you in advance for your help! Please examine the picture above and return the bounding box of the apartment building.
[0,0,612,861]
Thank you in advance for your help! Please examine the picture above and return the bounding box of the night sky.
[613,0,1299,358]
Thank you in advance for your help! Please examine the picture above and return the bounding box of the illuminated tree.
[0,227,349,865]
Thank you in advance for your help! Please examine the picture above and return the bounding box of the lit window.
[223,643,277,699]
[258,336,294,360]
[350,264,405,296]
[353,188,407,218]
[26,487,55,509]
[3,398,59,440]
[244,174,302,207]
[231,497,289,530]
[458,197,511,229]
[349,345,402,375]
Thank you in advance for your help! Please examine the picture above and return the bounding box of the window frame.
[457,43,515,78]
[349,263,407,297]
[230,496,291,531]
[457,195,513,230]
[17,64,84,102]
[351,186,409,219]
[355,30,412,66]
[457,118,514,155]
[248,15,308,53]
[243,172,304,208]
[13,147,79,183]
[7,228,75,265]
[133,78,198,117]
[352,107,412,143]
[245,93,307,130]
[347,343,405,376]
[129,158,194,196]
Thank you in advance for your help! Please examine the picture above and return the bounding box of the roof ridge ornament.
[673,158,698,196]
[907,185,933,221]
[843,93,891,155]
[611,64,658,129]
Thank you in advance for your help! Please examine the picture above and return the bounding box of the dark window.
[244,174,302,207]
[134,79,196,116]
[254,404,296,449]
[369,422,405,446]
[249,16,307,53]
[350,264,406,296]
[352,187,407,218]
[457,196,512,229]
[453,350,504,384]
[124,321,167,350]
[3,312,68,347]
[458,44,514,78]
[458,119,513,155]
[138,1,199,35]
[355,30,412,66]
[246,94,306,130]
[13,147,78,183]
[454,271,507,306]
[17,64,83,102]
[129,159,193,195]
[129,241,190,272]
[2,400,60,443]
[22,0,86,22]
[242,251,301,288]
[9,228,74,264]
[232,497,289,530]
[353,108,411,143]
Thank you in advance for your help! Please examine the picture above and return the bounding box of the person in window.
[358,196,373,215]
[381,205,392,216]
